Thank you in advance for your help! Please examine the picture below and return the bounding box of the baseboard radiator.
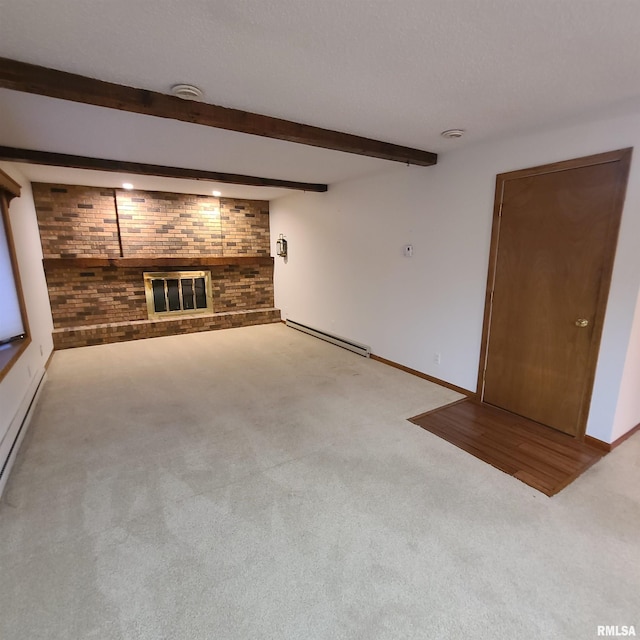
[0,369,47,499]
[285,319,371,357]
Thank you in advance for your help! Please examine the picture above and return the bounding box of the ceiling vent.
[170,84,204,101]
[440,129,465,139]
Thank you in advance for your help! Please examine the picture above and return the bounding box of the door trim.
[476,148,633,438]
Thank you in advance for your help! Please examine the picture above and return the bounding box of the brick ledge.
[53,308,280,333]
[53,308,281,349]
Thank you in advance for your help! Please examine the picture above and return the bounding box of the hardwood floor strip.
[416,412,564,485]
[513,470,556,496]
[417,415,540,478]
[517,442,586,473]
[508,422,599,462]
[424,414,596,477]
[409,399,606,496]
[584,435,611,453]
[409,398,469,422]
[423,426,521,476]
[460,402,601,462]
[429,411,576,481]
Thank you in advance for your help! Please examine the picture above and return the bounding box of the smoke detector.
[170,84,204,101]
[440,129,465,139]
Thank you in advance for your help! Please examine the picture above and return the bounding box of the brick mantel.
[43,256,274,269]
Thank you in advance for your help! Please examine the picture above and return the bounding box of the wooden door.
[479,149,632,436]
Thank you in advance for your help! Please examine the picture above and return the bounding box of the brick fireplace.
[32,184,281,349]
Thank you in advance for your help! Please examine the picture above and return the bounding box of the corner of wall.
[611,285,640,442]
[0,162,54,496]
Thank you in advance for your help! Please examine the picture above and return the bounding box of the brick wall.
[220,199,270,255]
[46,263,275,329]
[52,309,281,349]
[116,190,224,257]
[32,184,120,258]
[32,183,279,348]
[211,264,275,311]
[33,185,271,259]
[45,266,144,328]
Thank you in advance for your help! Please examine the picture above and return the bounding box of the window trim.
[0,171,31,383]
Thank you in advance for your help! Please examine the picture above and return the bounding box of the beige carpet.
[0,323,638,639]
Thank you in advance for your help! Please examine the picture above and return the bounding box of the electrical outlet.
[39,344,44,356]
[403,244,413,257]
[434,352,441,365]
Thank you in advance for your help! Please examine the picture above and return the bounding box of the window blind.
[0,211,24,344]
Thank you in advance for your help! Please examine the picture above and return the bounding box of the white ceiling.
[1,0,640,199]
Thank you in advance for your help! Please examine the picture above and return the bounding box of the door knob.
[575,318,589,328]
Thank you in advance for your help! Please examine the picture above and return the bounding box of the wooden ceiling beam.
[0,57,438,167]
[0,146,328,192]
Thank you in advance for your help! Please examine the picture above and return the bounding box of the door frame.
[476,148,633,438]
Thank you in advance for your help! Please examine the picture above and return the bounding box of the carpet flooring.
[410,400,606,496]
[0,324,638,639]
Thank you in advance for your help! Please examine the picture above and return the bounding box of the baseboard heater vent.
[285,319,371,357]
[0,369,47,498]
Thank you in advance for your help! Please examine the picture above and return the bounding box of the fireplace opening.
[144,271,213,319]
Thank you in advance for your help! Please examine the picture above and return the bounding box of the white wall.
[611,288,640,442]
[271,107,640,443]
[0,162,53,495]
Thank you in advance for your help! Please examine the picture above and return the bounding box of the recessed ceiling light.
[440,129,465,139]
[212,190,222,197]
[171,84,204,101]
[122,182,134,190]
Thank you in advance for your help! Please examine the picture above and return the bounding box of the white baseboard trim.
[0,368,47,500]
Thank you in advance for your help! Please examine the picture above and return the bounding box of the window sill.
[0,336,31,383]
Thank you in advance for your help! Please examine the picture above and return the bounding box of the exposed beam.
[0,57,438,167]
[0,146,328,192]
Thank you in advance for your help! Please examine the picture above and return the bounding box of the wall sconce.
[276,234,288,258]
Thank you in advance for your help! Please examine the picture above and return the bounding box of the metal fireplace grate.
[143,271,213,319]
